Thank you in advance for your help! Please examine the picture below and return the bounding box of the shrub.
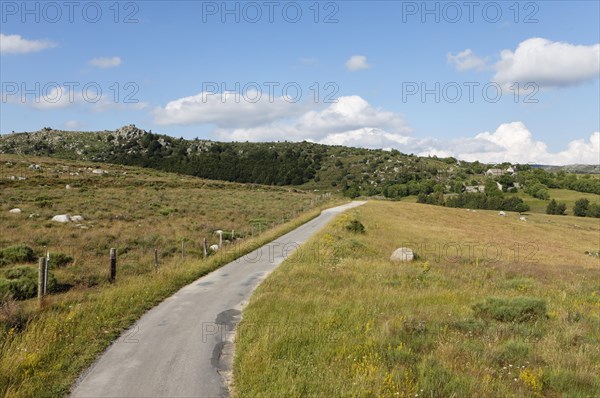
[573,198,589,217]
[586,202,600,218]
[159,207,178,216]
[493,339,531,365]
[546,199,566,215]
[49,253,74,268]
[345,219,365,234]
[472,296,547,323]
[0,266,57,300]
[526,183,550,200]
[0,245,36,267]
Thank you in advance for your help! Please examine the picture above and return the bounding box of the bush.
[49,253,74,268]
[573,198,589,217]
[526,183,550,200]
[0,266,57,300]
[493,339,532,366]
[546,199,566,215]
[472,296,547,323]
[0,245,36,267]
[586,202,600,218]
[345,219,365,234]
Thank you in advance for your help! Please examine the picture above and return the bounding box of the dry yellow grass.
[234,200,600,397]
[0,154,343,397]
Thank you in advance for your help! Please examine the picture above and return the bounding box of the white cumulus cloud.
[494,38,600,88]
[447,49,487,71]
[0,33,56,54]
[153,90,309,128]
[424,122,600,165]
[212,95,412,144]
[89,56,122,68]
[345,55,371,71]
[450,38,600,89]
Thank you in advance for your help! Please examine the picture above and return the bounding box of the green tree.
[586,203,600,218]
[573,198,589,217]
[546,199,557,215]
[484,179,503,197]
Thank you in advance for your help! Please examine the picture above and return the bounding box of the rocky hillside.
[1,125,597,198]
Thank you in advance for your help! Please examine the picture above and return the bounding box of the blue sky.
[1,0,599,164]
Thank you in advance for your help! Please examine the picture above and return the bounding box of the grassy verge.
[233,201,600,397]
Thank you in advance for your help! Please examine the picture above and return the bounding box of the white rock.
[52,214,72,223]
[498,211,506,216]
[65,184,72,190]
[71,215,84,222]
[390,247,414,262]
[519,216,527,221]
[9,208,22,214]
[91,169,106,175]
[209,244,219,252]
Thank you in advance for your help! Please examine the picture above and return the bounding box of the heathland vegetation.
[234,201,600,397]
[0,153,339,396]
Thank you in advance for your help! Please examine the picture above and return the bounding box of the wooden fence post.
[154,249,159,272]
[203,238,207,258]
[44,251,49,295]
[38,257,46,301]
[109,248,116,283]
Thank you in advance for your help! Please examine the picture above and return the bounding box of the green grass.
[511,188,599,215]
[233,201,600,397]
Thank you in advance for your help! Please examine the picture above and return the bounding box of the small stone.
[9,208,22,214]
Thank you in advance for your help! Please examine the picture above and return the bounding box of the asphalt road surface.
[71,201,366,398]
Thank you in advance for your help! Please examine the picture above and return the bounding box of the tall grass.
[0,154,346,397]
[0,204,347,397]
[233,201,600,397]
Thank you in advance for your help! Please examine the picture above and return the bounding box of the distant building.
[485,166,516,177]
[485,168,504,177]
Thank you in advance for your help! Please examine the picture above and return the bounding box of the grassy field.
[511,189,599,215]
[0,154,327,291]
[234,201,600,397]
[0,154,342,397]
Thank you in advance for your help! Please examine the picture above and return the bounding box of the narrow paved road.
[71,201,366,398]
